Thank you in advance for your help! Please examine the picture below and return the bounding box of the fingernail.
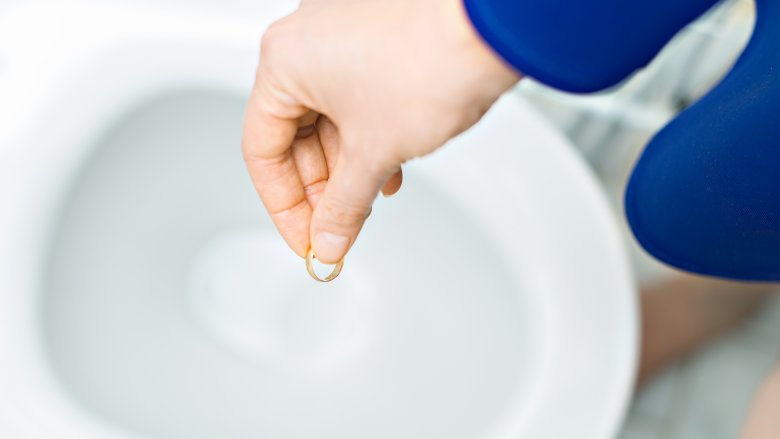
[313,232,350,263]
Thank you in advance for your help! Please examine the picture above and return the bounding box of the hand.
[242,0,519,263]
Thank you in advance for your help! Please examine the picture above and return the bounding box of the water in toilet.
[42,91,532,439]
[0,2,636,438]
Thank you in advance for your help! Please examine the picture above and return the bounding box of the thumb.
[310,150,391,263]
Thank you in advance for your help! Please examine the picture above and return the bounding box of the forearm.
[463,0,720,93]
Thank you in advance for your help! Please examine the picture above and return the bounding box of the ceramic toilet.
[0,1,637,438]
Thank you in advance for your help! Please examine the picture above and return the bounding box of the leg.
[626,0,780,281]
[740,362,780,438]
[638,274,774,386]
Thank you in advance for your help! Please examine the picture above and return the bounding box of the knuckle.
[343,136,397,174]
[303,179,327,198]
[317,197,370,229]
[260,19,290,62]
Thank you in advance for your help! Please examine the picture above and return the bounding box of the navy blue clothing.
[463,0,720,92]
[626,0,780,281]
[465,0,780,281]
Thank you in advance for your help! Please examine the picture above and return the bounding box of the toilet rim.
[0,2,637,438]
[0,2,288,437]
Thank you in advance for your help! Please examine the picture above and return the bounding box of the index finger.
[242,70,312,257]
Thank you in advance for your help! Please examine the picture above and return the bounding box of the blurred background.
[516,0,780,437]
[1,0,778,438]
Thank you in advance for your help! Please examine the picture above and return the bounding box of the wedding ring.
[305,248,344,282]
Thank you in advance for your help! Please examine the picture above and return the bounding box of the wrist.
[444,0,521,89]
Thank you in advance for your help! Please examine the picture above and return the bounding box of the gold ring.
[305,248,344,282]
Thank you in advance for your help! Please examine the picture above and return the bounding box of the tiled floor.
[619,296,780,439]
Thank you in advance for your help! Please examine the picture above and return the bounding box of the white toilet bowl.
[0,2,637,438]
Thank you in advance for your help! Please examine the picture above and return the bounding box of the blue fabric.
[463,0,720,92]
[466,0,780,280]
[626,0,780,281]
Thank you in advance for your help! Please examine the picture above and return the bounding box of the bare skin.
[638,274,774,387]
[242,0,519,264]
[741,363,780,438]
[638,274,779,438]
[244,0,780,435]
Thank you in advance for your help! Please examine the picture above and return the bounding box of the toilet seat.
[0,2,637,438]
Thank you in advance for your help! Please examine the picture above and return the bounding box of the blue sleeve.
[465,0,780,281]
[463,0,721,93]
